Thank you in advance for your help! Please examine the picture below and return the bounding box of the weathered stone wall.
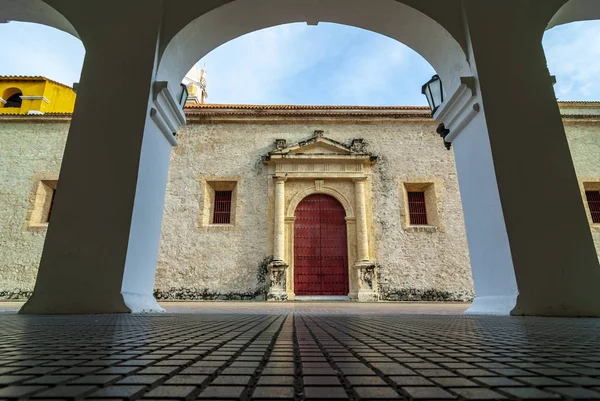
[155,119,475,301]
[564,121,600,258]
[0,121,67,299]
[0,114,598,301]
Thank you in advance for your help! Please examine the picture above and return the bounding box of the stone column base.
[122,292,165,313]
[267,260,288,301]
[354,261,379,302]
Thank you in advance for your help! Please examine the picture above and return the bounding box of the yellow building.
[0,76,76,115]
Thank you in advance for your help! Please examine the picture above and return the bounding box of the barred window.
[407,191,428,225]
[212,190,233,224]
[586,190,600,224]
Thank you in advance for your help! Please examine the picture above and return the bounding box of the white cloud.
[329,33,433,105]
[198,23,334,104]
[543,21,600,101]
[196,22,435,106]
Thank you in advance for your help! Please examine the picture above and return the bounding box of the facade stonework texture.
[0,106,599,301]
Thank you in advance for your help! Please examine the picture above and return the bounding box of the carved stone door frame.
[263,132,378,301]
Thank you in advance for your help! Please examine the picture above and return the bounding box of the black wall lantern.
[179,83,189,107]
[421,74,443,114]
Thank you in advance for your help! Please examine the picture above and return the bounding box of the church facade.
[1,77,599,302]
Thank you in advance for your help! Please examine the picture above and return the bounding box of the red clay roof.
[0,75,74,90]
[0,102,598,121]
[185,103,431,110]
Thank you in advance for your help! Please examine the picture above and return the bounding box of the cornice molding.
[433,76,480,143]
[20,95,50,104]
[151,81,186,147]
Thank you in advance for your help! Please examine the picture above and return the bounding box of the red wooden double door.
[294,194,349,296]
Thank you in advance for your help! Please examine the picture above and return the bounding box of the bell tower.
[182,64,208,104]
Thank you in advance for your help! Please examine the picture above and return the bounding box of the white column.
[353,178,370,263]
[353,177,377,301]
[273,177,287,263]
[454,1,600,316]
[20,3,172,314]
[267,176,288,301]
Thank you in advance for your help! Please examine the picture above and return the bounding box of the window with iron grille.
[407,191,428,225]
[212,190,233,224]
[586,190,600,224]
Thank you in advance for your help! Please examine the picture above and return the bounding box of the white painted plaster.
[120,110,173,314]
[157,0,471,94]
[452,111,518,315]
[548,0,600,29]
[0,0,79,38]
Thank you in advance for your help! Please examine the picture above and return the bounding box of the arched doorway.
[294,194,349,296]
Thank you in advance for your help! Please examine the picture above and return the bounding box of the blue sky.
[0,20,599,105]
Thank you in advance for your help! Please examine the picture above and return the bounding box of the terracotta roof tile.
[0,112,73,117]
[557,101,600,104]
[184,103,431,111]
[1,104,598,121]
[0,75,73,90]
[185,111,432,119]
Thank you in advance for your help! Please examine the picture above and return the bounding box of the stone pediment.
[289,140,351,155]
[264,131,374,163]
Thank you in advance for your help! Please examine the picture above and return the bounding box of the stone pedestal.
[355,261,378,302]
[267,260,288,301]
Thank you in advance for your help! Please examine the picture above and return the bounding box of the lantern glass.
[179,83,189,106]
[421,75,443,114]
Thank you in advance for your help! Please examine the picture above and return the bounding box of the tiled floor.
[1,312,600,400]
[0,302,470,315]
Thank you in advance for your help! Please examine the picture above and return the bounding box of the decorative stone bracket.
[355,261,378,301]
[267,260,289,301]
[433,76,480,147]
[150,81,186,147]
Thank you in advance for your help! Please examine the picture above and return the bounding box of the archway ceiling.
[158,0,469,57]
[0,0,77,37]
[157,0,472,95]
[548,0,600,29]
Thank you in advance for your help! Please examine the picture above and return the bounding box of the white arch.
[548,0,600,29]
[157,0,471,95]
[287,186,354,219]
[0,0,79,38]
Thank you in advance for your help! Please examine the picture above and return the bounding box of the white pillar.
[20,3,175,314]
[353,178,370,263]
[353,178,377,301]
[267,176,289,301]
[273,177,287,263]
[453,1,600,316]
